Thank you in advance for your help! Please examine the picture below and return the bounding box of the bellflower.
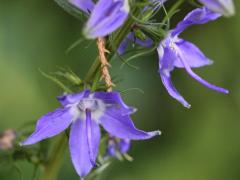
[83,0,130,39]
[198,0,235,17]
[158,7,229,108]
[21,90,160,178]
[106,137,130,157]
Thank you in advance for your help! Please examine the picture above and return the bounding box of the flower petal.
[198,0,235,17]
[69,0,94,13]
[118,36,129,55]
[135,37,153,48]
[83,0,130,39]
[118,32,154,55]
[127,32,153,47]
[106,138,130,157]
[106,139,117,157]
[57,90,91,106]
[100,108,161,140]
[171,7,221,36]
[94,91,136,115]
[119,139,131,154]
[178,55,229,94]
[69,118,100,178]
[21,108,72,145]
[157,45,191,108]
[160,70,191,108]
[157,45,176,72]
[174,39,213,68]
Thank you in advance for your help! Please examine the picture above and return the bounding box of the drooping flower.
[198,0,235,17]
[106,136,131,158]
[83,0,130,39]
[21,90,160,178]
[157,7,229,108]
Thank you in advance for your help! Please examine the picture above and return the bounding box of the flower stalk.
[40,6,141,180]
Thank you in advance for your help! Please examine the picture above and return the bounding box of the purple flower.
[106,137,131,157]
[198,0,235,17]
[157,7,229,108]
[21,90,160,178]
[69,0,94,13]
[83,0,130,39]
[118,32,154,55]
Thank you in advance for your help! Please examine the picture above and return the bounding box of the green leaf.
[39,69,72,93]
[54,0,86,20]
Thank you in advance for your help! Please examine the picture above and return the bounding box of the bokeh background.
[0,1,239,180]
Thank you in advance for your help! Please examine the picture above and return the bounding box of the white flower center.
[77,98,99,112]
[69,97,106,122]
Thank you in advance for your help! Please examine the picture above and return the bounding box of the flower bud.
[0,129,16,150]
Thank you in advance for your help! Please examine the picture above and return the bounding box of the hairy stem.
[97,37,114,92]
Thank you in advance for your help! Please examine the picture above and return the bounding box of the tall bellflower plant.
[0,0,235,180]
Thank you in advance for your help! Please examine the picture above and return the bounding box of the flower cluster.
[21,0,235,179]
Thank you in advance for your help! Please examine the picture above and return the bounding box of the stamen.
[85,109,97,167]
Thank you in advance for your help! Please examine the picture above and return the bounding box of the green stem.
[41,134,67,180]
[161,0,185,28]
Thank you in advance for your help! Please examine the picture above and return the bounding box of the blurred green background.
[0,1,239,180]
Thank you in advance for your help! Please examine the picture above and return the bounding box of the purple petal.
[86,110,97,166]
[84,0,130,39]
[118,32,154,55]
[118,37,129,55]
[69,118,100,178]
[106,138,130,157]
[107,139,117,157]
[93,91,136,115]
[119,139,131,154]
[135,37,153,48]
[160,70,191,108]
[171,7,221,36]
[57,90,91,106]
[118,36,129,55]
[157,45,191,108]
[174,39,213,68]
[198,0,235,17]
[100,108,161,140]
[69,0,94,13]
[157,45,176,74]
[127,32,153,47]
[179,54,229,94]
[21,108,72,145]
